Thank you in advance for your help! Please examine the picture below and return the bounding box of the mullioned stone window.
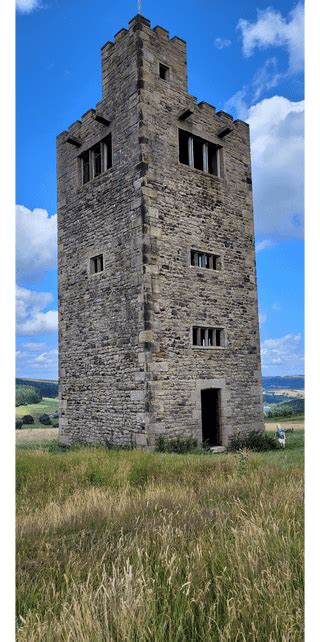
[90,254,104,275]
[190,250,222,270]
[192,326,225,348]
[179,129,221,176]
[80,134,112,184]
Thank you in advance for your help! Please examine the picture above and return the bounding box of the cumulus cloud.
[16,348,58,378]
[214,37,231,50]
[237,3,304,73]
[225,94,304,239]
[16,0,40,13]
[16,285,58,336]
[248,95,304,239]
[16,205,57,283]
[261,333,304,374]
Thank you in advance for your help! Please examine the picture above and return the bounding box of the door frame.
[191,378,227,446]
[201,387,222,446]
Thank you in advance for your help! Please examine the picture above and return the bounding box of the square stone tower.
[57,15,264,447]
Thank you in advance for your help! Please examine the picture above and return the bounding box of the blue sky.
[16,0,304,379]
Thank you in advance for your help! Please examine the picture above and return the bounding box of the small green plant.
[236,448,250,476]
[21,415,34,425]
[155,435,198,453]
[39,413,52,426]
[229,430,277,452]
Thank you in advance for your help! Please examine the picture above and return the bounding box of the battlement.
[101,15,187,53]
[101,14,188,99]
[58,15,248,144]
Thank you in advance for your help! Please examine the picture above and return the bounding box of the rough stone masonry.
[57,15,264,448]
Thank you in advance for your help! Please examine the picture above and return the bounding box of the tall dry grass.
[16,436,304,641]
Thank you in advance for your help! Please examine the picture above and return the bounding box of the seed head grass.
[16,431,304,641]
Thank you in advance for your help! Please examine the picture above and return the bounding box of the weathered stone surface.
[57,14,264,448]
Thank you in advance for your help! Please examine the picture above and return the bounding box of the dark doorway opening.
[201,388,221,447]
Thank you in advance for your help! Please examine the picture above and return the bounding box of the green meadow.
[16,397,59,429]
[16,429,304,641]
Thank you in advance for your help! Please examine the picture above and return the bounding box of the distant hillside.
[16,378,58,398]
[262,376,304,391]
[266,398,304,418]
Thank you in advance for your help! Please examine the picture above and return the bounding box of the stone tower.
[57,15,264,448]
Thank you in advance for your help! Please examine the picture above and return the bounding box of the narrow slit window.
[92,143,102,178]
[179,130,189,165]
[90,254,104,275]
[193,138,203,171]
[192,327,198,346]
[216,329,224,347]
[208,143,219,176]
[82,150,90,184]
[104,133,112,170]
[159,63,169,80]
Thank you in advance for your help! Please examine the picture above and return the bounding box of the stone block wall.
[57,15,264,447]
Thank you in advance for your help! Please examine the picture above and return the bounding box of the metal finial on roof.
[138,0,142,15]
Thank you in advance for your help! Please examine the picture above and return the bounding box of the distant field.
[265,419,304,431]
[268,388,305,398]
[16,397,59,429]
[16,428,303,641]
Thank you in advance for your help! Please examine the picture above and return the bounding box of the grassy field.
[16,429,304,641]
[16,397,59,428]
[16,427,59,447]
[265,414,304,425]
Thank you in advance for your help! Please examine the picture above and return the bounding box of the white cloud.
[33,349,58,367]
[248,95,304,239]
[16,0,40,13]
[237,3,304,73]
[16,205,57,283]
[251,57,283,102]
[16,348,58,379]
[272,302,282,311]
[259,312,267,325]
[21,341,47,350]
[214,37,231,50]
[261,333,304,374]
[16,285,58,336]
[256,239,273,252]
[224,89,248,121]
